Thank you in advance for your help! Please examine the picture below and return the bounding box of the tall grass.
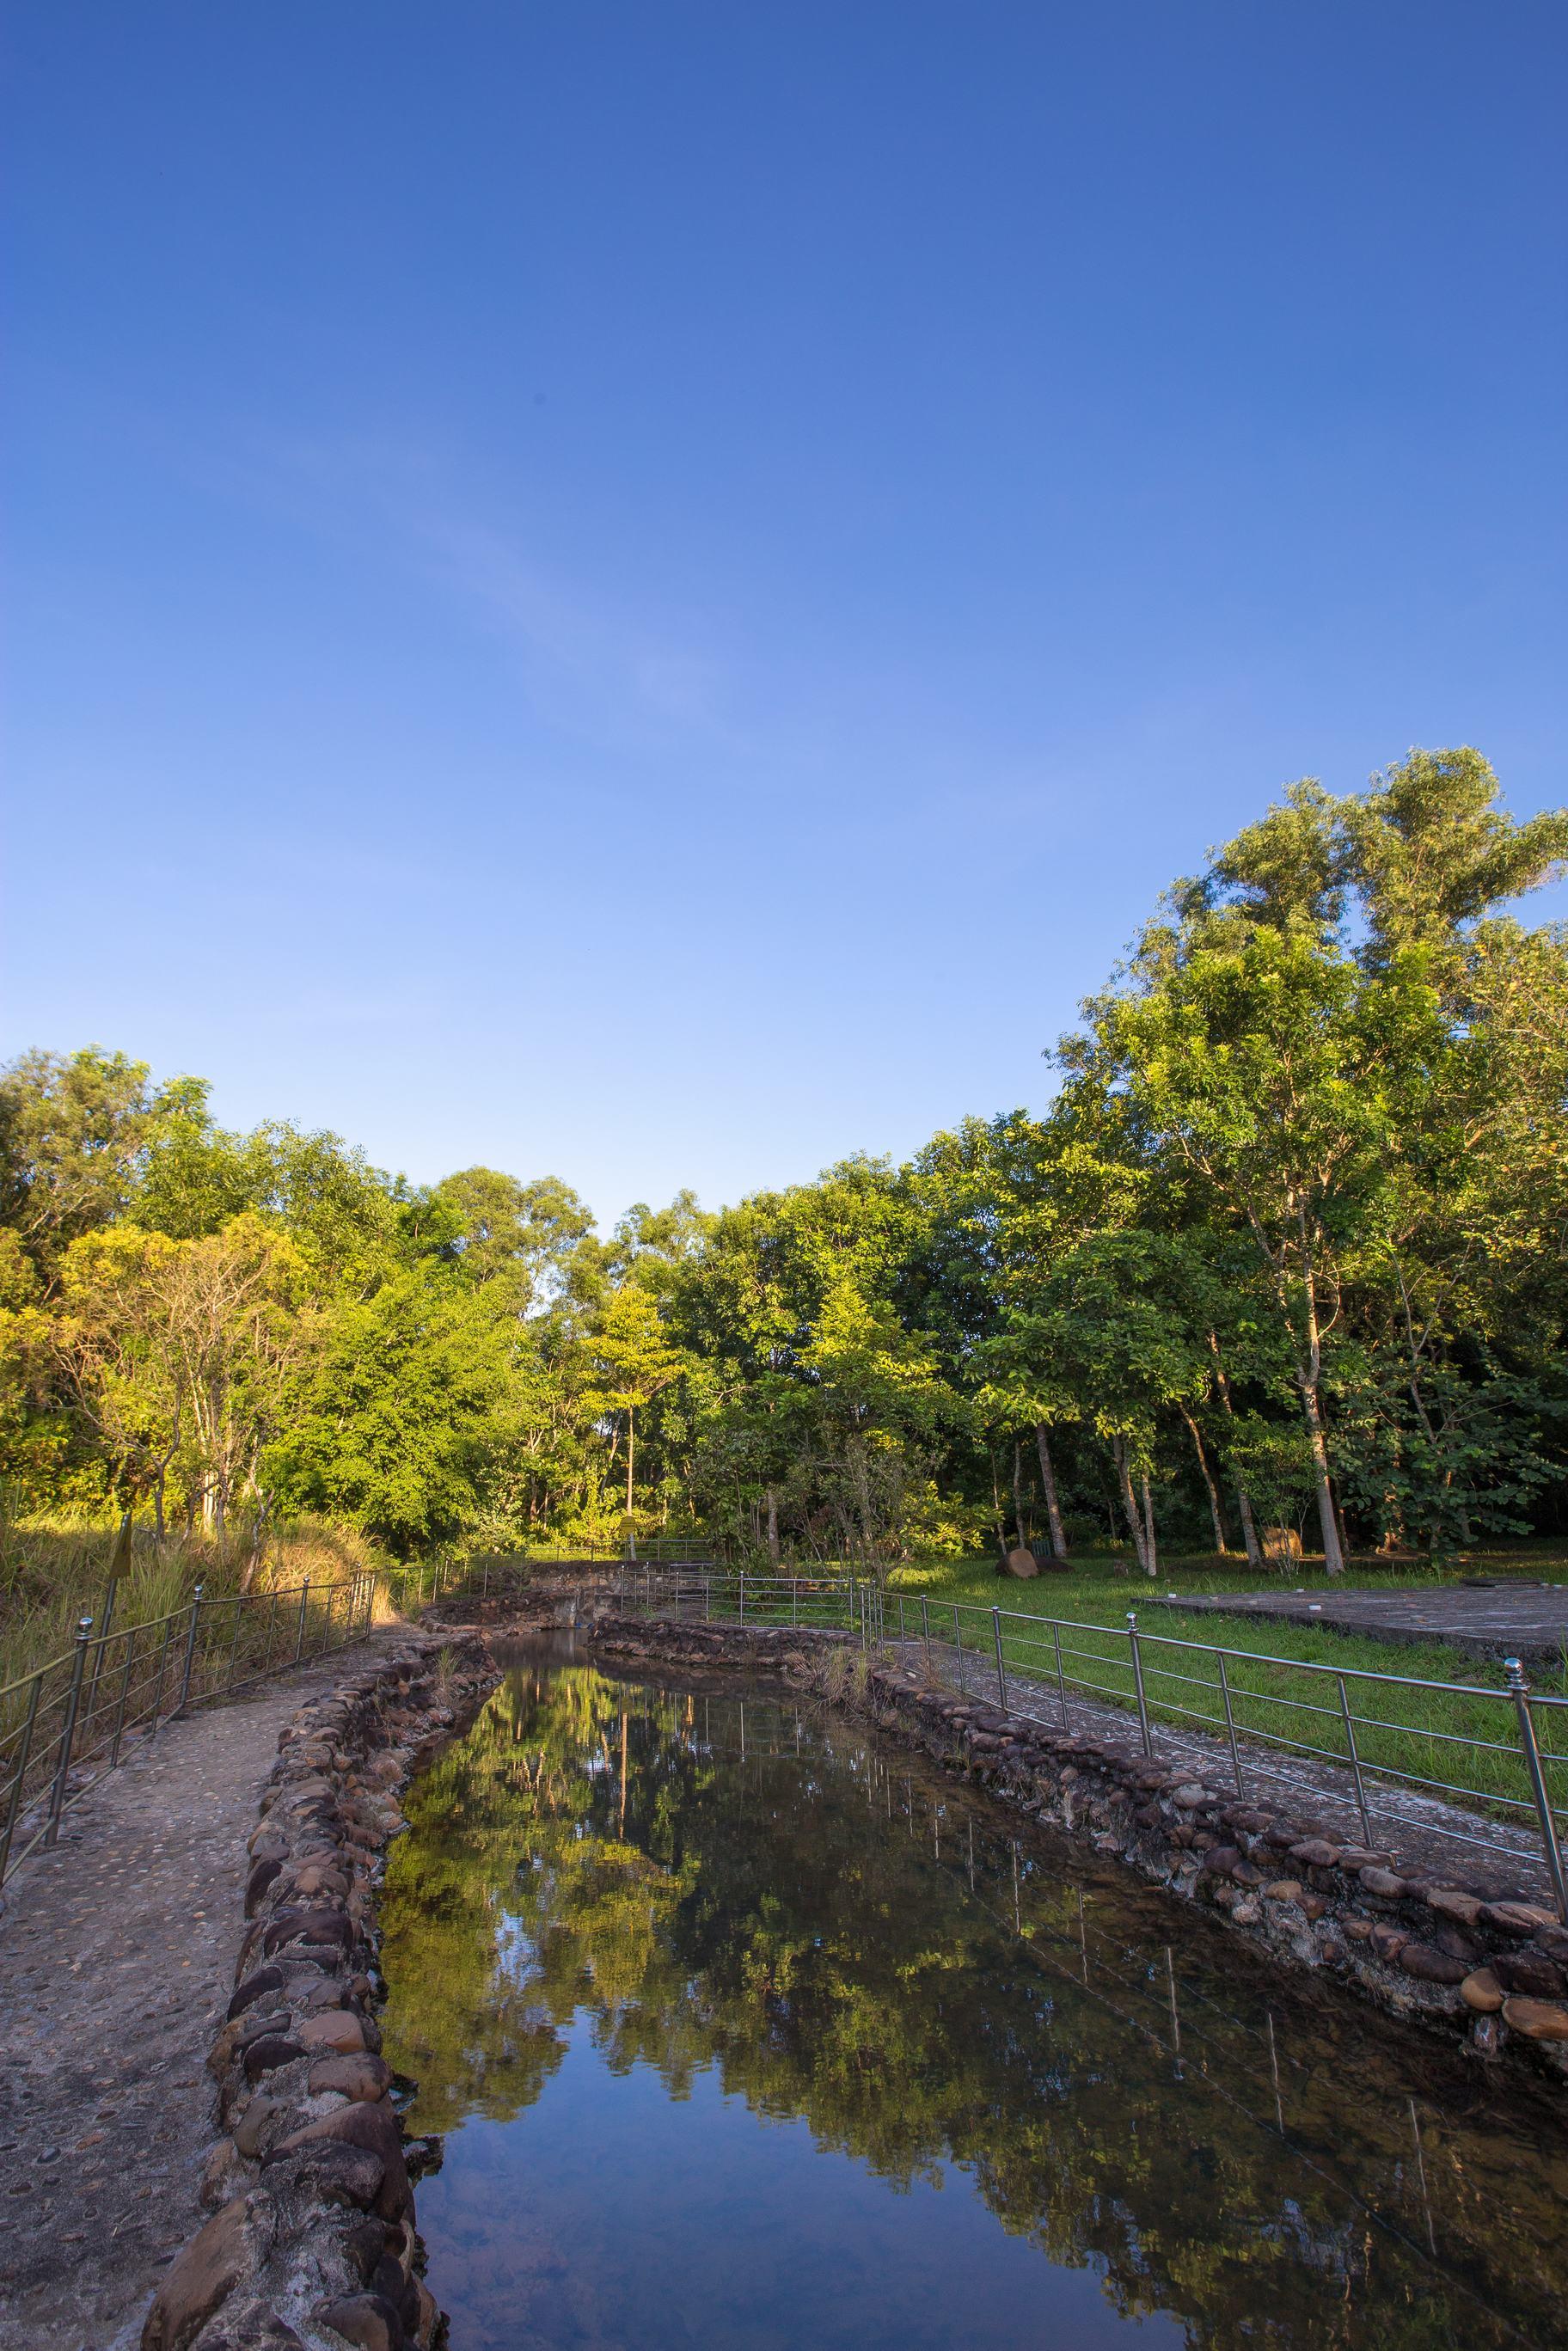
[0,1507,385,1699]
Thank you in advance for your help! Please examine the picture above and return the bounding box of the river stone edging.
[138,1632,495,2351]
[588,1613,1568,2089]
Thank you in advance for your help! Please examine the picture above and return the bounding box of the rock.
[235,2095,288,2159]
[1357,1867,1406,1900]
[243,2036,307,2083]
[1398,1942,1468,1986]
[196,2311,307,2351]
[1470,2013,1504,2058]
[1493,1952,1567,1999]
[1199,1845,1241,1877]
[199,2138,250,2210]
[1231,1899,1261,1925]
[1298,1893,1328,1921]
[274,2098,410,2221]
[1335,1847,1393,1870]
[1003,1546,1039,1579]
[1461,1968,1504,2013]
[291,2140,387,2209]
[1289,1840,1340,1869]
[1501,1996,1568,2042]
[263,1906,355,1958]
[292,1861,351,1899]
[1480,1901,1561,1938]
[141,2191,273,2351]
[315,2293,405,2351]
[309,2054,393,2103]
[229,1966,288,2021]
[413,2281,441,2349]
[1425,1888,1485,1928]
[300,2011,368,2055]
[1342,1917,1374,1941]
[245,1858,284,1915]
[342,2219,390,2282]
[1370,1925,1408,1963]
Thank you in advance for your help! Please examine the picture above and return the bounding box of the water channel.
[378,1638,1568,2349]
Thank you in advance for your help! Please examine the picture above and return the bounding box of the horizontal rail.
[604,1570,1568,1919]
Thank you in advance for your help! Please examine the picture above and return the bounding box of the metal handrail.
[606,1570,1568,1919]
[0,1565,401,1893]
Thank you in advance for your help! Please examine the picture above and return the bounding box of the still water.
[379,1640,1568,2350]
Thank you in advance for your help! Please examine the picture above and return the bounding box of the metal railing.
[605,1571,1568,1920]
[0,1570,381,1893]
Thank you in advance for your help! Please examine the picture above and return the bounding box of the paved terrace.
[1152,1582,1568,1664]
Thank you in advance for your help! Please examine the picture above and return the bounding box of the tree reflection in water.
[379,1647,1568,2351]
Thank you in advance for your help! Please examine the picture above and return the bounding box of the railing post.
[992,1606,1008,1713]
[1217,1651,1244,1794]
[294,1579,311,1663]
[108,1631,137,1766]
[147,1609,178,1736]
[1336,1673,1374,1846]
[1506,1656,1568,1923]
[46,1618,94,1846]
[1125,1611,1153,1758]
[738,1571,746,1627]
[791,1578,798,1626]
[177,1584,205,1713]
[1052,1617,1069,1724]
[0,1667,45,1885]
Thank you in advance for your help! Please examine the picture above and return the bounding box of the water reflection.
[379,1645,1568,2350]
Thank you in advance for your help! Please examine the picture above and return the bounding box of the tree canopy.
[3,747,1564,1568]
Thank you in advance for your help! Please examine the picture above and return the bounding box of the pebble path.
[0,1635,401,2351]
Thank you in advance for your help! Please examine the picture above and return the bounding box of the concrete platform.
[1152,1583,1568,1665]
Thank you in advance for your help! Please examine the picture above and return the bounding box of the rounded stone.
[1501,1995,1568,2042]
[1461,1968,1504,2013]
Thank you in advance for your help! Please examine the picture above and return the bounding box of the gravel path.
[0,1634,406,2351]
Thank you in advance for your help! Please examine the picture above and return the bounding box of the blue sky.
[5,3,1565,1228]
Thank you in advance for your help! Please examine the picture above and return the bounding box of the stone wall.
[140,1632,494,2351]
[590,1613,1568,2087]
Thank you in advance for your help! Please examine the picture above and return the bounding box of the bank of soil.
[0,1633,415,2351]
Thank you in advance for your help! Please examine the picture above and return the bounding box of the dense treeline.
[3,748,1565,1574]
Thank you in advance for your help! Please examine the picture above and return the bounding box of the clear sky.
[5,3,1565,1228]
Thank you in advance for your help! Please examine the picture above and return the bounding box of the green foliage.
[1,745,1564,1577]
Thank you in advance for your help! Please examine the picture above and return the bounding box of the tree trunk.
[1299,1378,1344,1576]
[1034,1424,1067,1559]
[765,1485,780,1565]
[1295,1215,1345,1576]
[1180,1407,1228,1555]
[1140,1473,1158,1578]
[625,1407,636,1560]
[1012,1437,1027,1551]
[1208,1332,1263,1570]
[989,1449,1009,1567]
[1112,1437,1150,1574]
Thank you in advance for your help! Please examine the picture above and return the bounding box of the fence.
[603,1570,1568,1921]
[0,1570,383,1893]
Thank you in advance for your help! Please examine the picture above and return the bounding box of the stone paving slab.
[0,1631,413,2351]
[1151,1583,1568,1664]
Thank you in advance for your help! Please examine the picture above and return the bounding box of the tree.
[589,1284,689,1552]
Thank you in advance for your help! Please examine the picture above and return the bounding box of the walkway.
[0,1633,401,2351]
[1153,1582,1568,1663]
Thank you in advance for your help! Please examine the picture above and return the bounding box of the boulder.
[141,2191,274,2351]
[1003,1546,1039,1579]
